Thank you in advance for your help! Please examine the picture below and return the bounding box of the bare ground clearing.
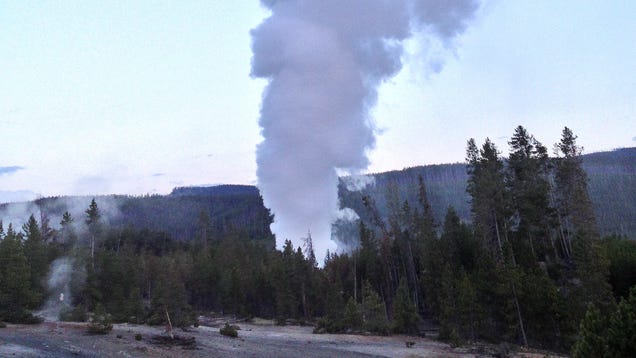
[0,320,561,357]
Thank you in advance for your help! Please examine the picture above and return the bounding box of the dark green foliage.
[147,256,195,328]
[220,323,238,338]
[606,286,636,357]
[603,235,636,299]
[507,126,554,263]
[342,297,363,331]
[466,137,509,261]
[571,305,609,358]
[135,333,142,341]
[22,214,48,306]
[87,304,113,334]
[437,267,478,344]
[572,287,636,357]
[0,321,6,328]
[361,281,389,335]
[391,278,419,334]
[0,225,41,323]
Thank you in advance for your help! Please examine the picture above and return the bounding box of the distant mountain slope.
[583,147,636,238]
[170,184,259,197]
[339,147,636,240]
[0,185,274,245]
[0,149,633,242]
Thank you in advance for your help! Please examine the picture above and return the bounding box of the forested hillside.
[1,148,631,246]
[0,184,274,246]
[339,147,636,242]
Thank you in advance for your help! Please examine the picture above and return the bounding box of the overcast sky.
[1,1,635,202]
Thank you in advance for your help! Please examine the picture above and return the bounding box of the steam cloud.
[251,0,480,262]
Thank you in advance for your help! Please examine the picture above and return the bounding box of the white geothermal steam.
[251,0,480,262]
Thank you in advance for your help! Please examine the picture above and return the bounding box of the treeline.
[0,185,275,245]
[0,126,635,356]
[339,147,636,241]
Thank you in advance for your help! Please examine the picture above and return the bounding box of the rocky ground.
[0,319,562,357]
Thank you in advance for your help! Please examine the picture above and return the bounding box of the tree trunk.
[510,281,528,346]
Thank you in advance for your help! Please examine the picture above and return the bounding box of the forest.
[0,126,635,356]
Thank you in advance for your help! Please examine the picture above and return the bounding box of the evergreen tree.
[466,137,528,345]
[357,221,380,292]
[466,138,510,261]
[59,211,77,249]
[553,129,614,330]
[0,225,38,322]
[507,126,555,263]
[23,214,48,306]
[391,277,420,334]
[554,127,599,249]
[148,256,194,327]
[361,281,389,334]
[437,266,478,344]
[342,297,363,331]
[605,286,636,357]
[85,199,101,264]
[571,305,608,358]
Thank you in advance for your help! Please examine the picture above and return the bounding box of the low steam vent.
[251,0,480,262]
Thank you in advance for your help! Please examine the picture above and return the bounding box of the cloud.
[632,136,636,142]
[152,173,165,177]
[0,166,25,176]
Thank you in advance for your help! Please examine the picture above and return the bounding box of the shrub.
[313,316,345,334]
[220,323,238,338]
[342,298,363,332]
[0,321,6,328]
[87,305,113,335]
[391,278,420,335]
[135,333,142,341]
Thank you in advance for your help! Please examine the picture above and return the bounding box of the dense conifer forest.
[1,127,634,355]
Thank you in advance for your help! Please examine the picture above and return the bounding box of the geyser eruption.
[251,0,480,262]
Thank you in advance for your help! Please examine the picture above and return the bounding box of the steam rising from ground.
[251,0,480,262]
[36,258,73,321]
[0,197,121,321]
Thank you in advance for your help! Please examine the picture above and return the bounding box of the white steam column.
[251,0,480,263]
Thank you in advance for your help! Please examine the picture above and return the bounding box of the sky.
[1,1,635,203]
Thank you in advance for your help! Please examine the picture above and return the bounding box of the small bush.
[220,323,238,338]
[0,321,6,328]
[135,333,142,341]
[313,316,346,334]
[87,306,113,335]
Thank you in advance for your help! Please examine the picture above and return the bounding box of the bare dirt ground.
[0,320,561,357]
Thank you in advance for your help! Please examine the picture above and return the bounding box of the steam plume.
[251,0,480,262]
[36,258,73,321]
